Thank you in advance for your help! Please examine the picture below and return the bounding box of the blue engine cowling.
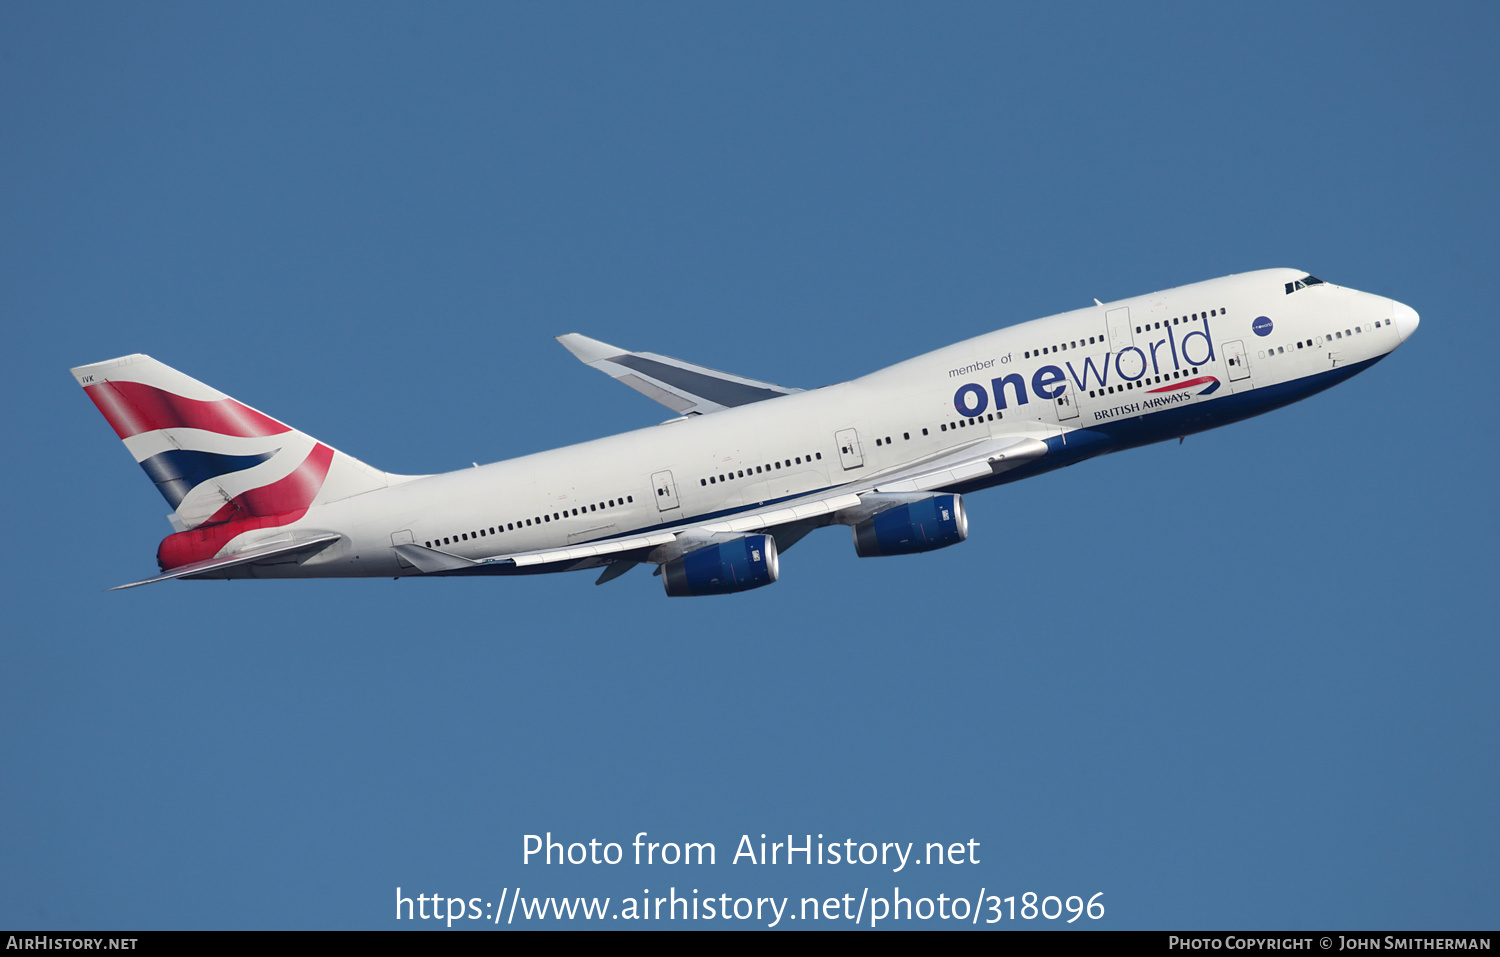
[662,534,780,597]
[852,494,968,557]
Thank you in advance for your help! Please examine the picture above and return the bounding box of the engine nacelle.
[852,493,968,557]
[662,534,780,597]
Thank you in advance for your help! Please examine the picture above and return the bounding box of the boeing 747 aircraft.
[74,268,1418,596]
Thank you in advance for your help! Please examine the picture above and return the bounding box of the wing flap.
[508,531,678,567]
[697,493,863,534]
[869,436,1049,492]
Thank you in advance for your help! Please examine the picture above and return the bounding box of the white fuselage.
[245,268,1415,579]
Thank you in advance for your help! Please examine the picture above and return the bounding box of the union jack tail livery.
[72,354,402,586]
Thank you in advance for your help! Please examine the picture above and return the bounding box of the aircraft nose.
[1391,299,1420,343]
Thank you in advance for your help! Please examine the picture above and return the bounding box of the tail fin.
[71,354,396,533]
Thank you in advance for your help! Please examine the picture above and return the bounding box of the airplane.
[72,267,1419,596]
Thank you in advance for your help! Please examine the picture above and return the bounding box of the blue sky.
[2,2,1496,929]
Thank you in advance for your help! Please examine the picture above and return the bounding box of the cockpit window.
[1285,274,1326,294]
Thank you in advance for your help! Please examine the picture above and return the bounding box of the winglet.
[556,333,800,416]
[557,333,626,365]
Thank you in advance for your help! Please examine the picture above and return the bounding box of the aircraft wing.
[111,533,342,590]
[556,333,801,416]
[403,434,1049,576]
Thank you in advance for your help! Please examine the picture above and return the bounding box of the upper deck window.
[1285,274,1326,294]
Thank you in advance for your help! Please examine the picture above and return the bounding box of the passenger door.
[651,470,681,512]
[835,429,864,470]
[1222,339,1253,392]
[1054,389,1080,422]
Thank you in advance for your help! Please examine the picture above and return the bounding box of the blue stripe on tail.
[139,448,278,508]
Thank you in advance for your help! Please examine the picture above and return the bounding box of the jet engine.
[852,494,967,557]
[662,534,779,597]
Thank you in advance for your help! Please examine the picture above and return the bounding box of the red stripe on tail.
[84,381,290,439]
[157,443,336,570]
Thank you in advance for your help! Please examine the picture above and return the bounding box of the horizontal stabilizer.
[557,333,800,416]
[111,533,342,590]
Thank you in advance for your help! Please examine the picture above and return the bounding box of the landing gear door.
[835,429,864,470]
[651,470,681,512]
